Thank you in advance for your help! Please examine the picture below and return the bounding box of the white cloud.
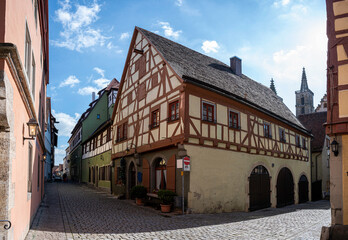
[52,110,80,137]
[93,67,104,77]
[59,75,80,88]
[78,86,99,95]
[273,0,291,8]
[201,40,220,53]
[93,78,110,88]
[158,22,182,39]
[175,0,183,7]
[120,32,130,40]
[52,0,109,52]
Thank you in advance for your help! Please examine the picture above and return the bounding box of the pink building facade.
[0,0,49,239]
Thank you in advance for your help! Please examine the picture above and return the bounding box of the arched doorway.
[249,165,271,211]
[276,167,294,208]
[298,175,309,203]
[155,158,167,190]
[128,162,136,193]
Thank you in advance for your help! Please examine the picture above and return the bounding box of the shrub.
[157,190,177,205]
[130,185,147,199]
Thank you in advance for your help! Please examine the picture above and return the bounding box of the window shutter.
[142,158,150,192]
[166,155,176,192]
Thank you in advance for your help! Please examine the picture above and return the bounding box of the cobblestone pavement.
[26,182,330,240]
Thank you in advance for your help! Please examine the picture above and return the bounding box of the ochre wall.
[185,144,311,213]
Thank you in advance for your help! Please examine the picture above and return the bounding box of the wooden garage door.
[249,165,271,211]
[276,167,294,208]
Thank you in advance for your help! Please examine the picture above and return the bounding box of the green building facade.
[80,79,119,192]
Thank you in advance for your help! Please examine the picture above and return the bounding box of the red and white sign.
[183,156,190,171]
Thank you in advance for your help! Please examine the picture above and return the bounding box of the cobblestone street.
[25,183,330,240]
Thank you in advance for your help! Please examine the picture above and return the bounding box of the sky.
[48,0,327,164]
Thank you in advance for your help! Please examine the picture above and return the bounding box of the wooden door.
[249,165,271,211]
[298,175,309,203]
[276,167,294,208]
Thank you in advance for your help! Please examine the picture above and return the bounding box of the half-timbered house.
[111,27,312,213]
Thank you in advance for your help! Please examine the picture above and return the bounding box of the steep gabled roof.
[137,27,307,133]
[297,111,327,152]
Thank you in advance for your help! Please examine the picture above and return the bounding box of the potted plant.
[130,185,147,206]
[158,190,177,213]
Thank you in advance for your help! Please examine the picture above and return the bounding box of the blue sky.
[49,0,327,164]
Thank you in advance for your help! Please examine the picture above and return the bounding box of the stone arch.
[298,174,309,203]
[276,167,295,208]
[248,164,271,211]
[127,160,137,195]
[150,154,168,191]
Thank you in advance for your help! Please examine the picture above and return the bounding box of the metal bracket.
[0,220,12,230]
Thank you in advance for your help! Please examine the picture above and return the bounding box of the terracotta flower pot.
[136,198,144,206]
[160,204,171,213]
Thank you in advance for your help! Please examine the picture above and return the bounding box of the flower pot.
[136,198,144,206]
[160,204,171,213]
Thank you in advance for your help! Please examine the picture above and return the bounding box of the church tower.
[295,67,314,116]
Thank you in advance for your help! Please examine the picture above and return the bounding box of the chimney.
[230,56,242,76]
[92,92,96,102]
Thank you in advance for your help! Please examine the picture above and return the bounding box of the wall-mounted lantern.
[23,118,38,144]
[42,153,47,162]
[331,139,339,157]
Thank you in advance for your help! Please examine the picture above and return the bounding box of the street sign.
[183,156,190,171]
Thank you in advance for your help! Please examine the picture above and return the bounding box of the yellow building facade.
[111,27,312,213]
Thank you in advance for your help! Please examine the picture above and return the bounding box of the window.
[279,128,286,143]
[34,0,38,29]
[107,126,111,142]
[25,25,31,81]
[295,135,301,147]
[302,137,307,149]
[99,166,111,181]
[103,130,107,144]
[155,158,167,190]
[301,107,304,114]
[301,96,304,105]
[31,54,35,99]
[28,143,33,192]
[229,110,239,129]
[37,156,40,190]
[202,102,215,122]
[168,101,179,121]
[150,109,160,129]
[108,90,117,107]
[263,122,272,138]
[116,122,128,142]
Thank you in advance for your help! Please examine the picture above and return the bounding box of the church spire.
[270,78,277,94]
[300,67,309,92]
